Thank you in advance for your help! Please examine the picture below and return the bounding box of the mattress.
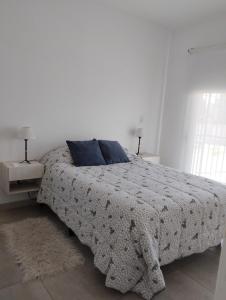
[37,146,226,299]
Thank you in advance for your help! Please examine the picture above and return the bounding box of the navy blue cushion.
[98,140,130,164]
[66,140,106,167]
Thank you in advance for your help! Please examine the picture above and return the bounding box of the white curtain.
[182,48,226,184]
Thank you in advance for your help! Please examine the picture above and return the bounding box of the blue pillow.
[98,140,130,164]
[66,140,106,167]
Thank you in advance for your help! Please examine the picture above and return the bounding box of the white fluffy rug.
[0,217,85,281]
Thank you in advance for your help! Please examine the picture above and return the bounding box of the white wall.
[0,0,169,203]
[160,15,226,169]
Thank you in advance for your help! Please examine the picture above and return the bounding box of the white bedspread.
[37,146,226,299]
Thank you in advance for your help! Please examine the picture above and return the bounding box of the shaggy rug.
[0,217,85,282]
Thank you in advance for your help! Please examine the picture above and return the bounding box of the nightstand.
[0,161,44,195]
[138,153,160,164]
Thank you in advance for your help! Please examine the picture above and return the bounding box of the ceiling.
[99,0,226,29]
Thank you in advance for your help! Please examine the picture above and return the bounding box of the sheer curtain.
[182,48,226,184]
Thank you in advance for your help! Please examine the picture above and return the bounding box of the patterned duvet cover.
[37,146,226,299]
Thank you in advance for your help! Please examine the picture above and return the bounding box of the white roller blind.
[183,48,226,183]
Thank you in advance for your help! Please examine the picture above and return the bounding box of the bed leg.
[68,228,75,237]
[39,203,46,210]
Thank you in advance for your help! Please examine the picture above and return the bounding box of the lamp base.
[21,139,31,164]
[20,160,31,164]
[136,137,141,156]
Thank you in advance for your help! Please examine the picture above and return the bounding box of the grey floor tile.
[163,270,213,300]
[42,264,121,300]
[176,249,220,292]
[0,205,44,225]
[0,281,52,300]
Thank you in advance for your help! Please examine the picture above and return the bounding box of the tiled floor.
[0,205,221,300]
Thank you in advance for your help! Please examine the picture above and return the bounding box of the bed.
[37,146,226,299]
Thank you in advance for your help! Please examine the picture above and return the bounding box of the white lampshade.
[136,128,143,138]
[18,127,36,140]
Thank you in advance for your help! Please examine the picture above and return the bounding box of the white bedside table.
[138,153,160,164]
[0,161,44,195]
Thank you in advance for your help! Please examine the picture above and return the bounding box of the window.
[190,92,226,183]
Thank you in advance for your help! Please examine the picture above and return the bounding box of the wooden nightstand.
[139,153,160,164]
[0,161,44,195]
